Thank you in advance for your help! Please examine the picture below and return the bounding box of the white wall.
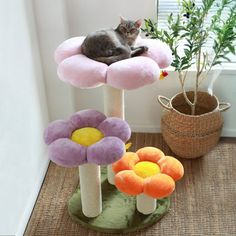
[33,0,75,120]
[0,1,49,235]
[65,0,157,35]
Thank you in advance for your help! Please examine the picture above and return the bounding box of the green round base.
[68,167,170,234]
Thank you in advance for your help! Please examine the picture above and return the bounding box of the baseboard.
[131,125,236,137]
[131,125,161,133]
[221,128,236,137]
[17,157,49,236]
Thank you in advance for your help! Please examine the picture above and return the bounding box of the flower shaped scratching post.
[54,36,172,185]
[113,147,184,215]
[44,109,131,217]
[52,34,173,232]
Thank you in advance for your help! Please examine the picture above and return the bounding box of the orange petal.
[112,152,139,173]
[136,147,165,163]
[158,156,184,181]
[115,170,144,196]
[144,173,175,198]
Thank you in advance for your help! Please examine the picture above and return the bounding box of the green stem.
[192,48,202,115]
[179,71,193,110]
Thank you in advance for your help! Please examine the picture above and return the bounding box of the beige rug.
[25,133,236,236]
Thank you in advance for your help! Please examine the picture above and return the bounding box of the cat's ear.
[120,16,127,23]
[135,19,142,28]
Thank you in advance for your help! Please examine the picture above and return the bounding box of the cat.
[81,17,148,65]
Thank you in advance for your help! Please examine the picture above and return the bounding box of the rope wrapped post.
[103,85,124,119]
[103,85,124,185]
[136,193,156,215]
[79,163,102,217]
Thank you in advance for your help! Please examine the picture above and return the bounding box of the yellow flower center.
[134,161,160,178]
[71,127,104,147]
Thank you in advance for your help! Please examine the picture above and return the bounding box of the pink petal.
[57,54,107,88]
[54,36,85,64]
[107,57,160,90]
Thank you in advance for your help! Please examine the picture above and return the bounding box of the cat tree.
[44,36,180,233]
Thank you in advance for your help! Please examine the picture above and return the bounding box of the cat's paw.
[142,46,148,52]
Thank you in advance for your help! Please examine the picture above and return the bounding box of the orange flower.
[112,147,184,198]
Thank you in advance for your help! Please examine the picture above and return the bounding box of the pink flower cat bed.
[54,36,172,90]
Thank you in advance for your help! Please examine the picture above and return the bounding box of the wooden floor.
[25,133,236,236]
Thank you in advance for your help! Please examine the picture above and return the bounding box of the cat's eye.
[130,29,137,33]
[120,26,127,32]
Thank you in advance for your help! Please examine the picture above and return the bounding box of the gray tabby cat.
[81,17,148,65]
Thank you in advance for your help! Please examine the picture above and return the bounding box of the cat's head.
[117,17,142,45]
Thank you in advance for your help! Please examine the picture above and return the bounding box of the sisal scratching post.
[103,85,124,185]
[79,163,102,217]
[136,193,157,215]
[103,85,124,119]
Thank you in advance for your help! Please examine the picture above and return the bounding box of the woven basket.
[158,91,231,159]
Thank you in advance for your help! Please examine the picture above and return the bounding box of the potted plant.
[143,0,235,158]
